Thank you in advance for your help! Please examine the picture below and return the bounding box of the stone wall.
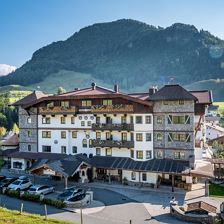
[19,107,38,152]
[170,204,218,224]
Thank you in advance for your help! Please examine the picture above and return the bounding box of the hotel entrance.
[95,168,122,183]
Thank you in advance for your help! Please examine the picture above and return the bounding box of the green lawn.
[209,183,224,197]
[0,207,73,224]
[213,102,224,114]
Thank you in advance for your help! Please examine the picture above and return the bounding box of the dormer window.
[61,101,69,108]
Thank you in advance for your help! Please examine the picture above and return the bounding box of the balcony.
[90,104,134,113]
[39,106,76,115]
[92,123,134,131]
[92,139,134,148]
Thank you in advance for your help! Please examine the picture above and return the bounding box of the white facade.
[38,113,154,161]
[206,123,224,141]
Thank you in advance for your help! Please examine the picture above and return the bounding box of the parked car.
[27,185,55,195]
[57,187,85,201]
[0,177,18,191]
[65,193,86,203]
[18,175,30,181]
[7,179,32,191]
[0,175,6,181]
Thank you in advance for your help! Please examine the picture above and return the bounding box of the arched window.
[82,139,87,148]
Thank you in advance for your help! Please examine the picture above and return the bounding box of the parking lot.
[0,171,159,224]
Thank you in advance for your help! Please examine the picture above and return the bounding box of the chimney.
[114,84,119,93]
[91,82,96,90]
[149,86,158,95]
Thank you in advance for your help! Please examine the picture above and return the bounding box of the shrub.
[122,177,128,185]
[5,189,20,198]
[42,198,65,209]
[21,192,40,202]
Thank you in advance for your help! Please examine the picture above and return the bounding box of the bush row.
[3,189,65,208]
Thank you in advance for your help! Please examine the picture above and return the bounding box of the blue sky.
[1,0,224,67]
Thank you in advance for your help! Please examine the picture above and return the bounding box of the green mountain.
[1,19,224,100]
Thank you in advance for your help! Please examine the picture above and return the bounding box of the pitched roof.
[29,154,91,177]
[1,134,19,146]
[149,84,198,101]
[59,85,116,96]
[190,90,213,104]
[12,91,46,106]
[128,93,149,100]
[91,156,190,174]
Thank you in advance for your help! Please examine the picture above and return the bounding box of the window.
[71,116,75,124]
[168,133,190,142]
[156,116,163,124]
[61,146,66,154]
[163,101,168,105]
[103,99,112,106]
[142,173,147,181]
[179,100,184,105]
[27,145,31,152]
[106,132,111,140]
[27,117,31,124]
[136,133,143,141]
[42,131,51,138]
[72,131,77,138]
[13,162,23,169]
[146,150,152,159]
[121,116,127,124]
[47,101,54,108]
[136,150,143,159]
[61,131,66,139]
[96,117,100,124]
[169,115,190,124]
[89,139,93,148]
[106,148,112,156]
[42,117,50,124]
[131,172,136,180]
[72,146,77,154]
[156,150,163,158]
[121,132,127,141]
[130,150,134,158]
[87,121,92,126]
[130,133,134,141]
[156,133,163,141]
[61,116,66,124]
[81,121,85,126]
[61,101,69,108]
[81,100,92,107]
[136,116,142,124]
[174,152,185,160]
[145,116,151,124]
[82,139,87,148]
[27,130,31,137]
[130,116,133,124]
[96,148,101,156]
[146,133,152,141]
[96,132,101,139]
[42,145,51,152]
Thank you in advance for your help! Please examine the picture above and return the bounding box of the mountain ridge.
[1,19,224,100]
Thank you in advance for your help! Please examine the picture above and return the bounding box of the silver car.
[27,185,55,195]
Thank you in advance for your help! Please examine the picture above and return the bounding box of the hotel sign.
[91,104,134,113]
[43,169,55,175]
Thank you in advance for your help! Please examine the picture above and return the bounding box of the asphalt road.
[0,187,157,224]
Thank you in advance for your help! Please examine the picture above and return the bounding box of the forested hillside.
[1,19,224,99]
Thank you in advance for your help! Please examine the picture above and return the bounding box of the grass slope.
[0,207,72,224]
[209,183,224,197]
[27,69,156,94]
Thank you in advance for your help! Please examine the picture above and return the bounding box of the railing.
[90,104,134,113]
[92,123,134,131]
[39,106,76,114]
[92,139,134,148]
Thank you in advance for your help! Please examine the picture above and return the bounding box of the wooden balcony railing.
[90,104,134,113]
[92,139,134,148]
[92,123,134,131]
[39,106,76,114]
